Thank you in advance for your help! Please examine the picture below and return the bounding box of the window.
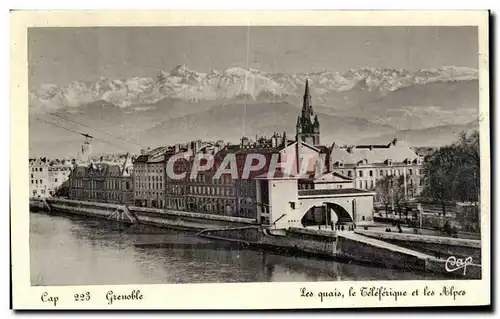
[289,201,296,210]
[379,170,384,176]
[409,169,413,175]
[31,173,33,178]
[55,178,58,182]
[39,179,42,184]
[369,170,373,177]
[31,180,33,184]
[359,171,363,178]
[347,171,352,177]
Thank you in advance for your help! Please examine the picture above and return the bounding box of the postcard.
[10,10,490,309]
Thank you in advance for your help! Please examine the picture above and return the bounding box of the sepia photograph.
[11,10,490,309]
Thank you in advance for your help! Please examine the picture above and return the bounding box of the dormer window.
[387,159,393,166]
[338,161,344,168]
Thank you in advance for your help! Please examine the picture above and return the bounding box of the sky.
[28,26,478,87]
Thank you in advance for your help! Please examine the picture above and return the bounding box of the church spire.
[296,79,320,146]
[303,78,312,110]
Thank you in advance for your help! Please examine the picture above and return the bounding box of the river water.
[30,211,444,286]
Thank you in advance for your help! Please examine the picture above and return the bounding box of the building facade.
[29,158,50,198]
[133,146,168,208]
[327,139,424,198]
[255,172,375,230]
[68,155,134,205]
[30,158,73,198]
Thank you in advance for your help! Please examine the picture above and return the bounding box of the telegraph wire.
[47,111,147,148]
[35,117,137,151]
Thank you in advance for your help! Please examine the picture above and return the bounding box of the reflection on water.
[30,211,444,286]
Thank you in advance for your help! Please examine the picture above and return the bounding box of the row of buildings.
[59,80,425,222]
[31,81,425,227]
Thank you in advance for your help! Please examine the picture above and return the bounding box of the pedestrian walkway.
[338,231,441,261]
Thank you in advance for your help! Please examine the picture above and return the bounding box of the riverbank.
[30,197,481,279]
[31,211,446,286]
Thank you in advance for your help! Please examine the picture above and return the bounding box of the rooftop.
[329,139,422,165]
[298,188,374,196]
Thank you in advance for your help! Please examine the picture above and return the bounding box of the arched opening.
[325,202,353,225]
[300,202,354,229]
[301,205,329,228]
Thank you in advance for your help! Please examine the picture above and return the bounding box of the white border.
[9,10,491,310]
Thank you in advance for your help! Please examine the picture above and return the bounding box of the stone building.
[327,139,424,198]
[133,146,168,208]
[68,155,134,205]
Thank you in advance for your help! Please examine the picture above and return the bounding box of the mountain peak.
[169,64,193,76]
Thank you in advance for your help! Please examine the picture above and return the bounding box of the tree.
[375,176,392,218]
[454,130,480,202]
[422,130,480,215]
[54,180,70,198]
[375,174,415,219]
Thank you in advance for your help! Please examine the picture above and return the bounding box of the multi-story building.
[164,140,230,214]
[133,146,169,208]
[29,158,50,198]
[30,158,73,198]
[68,155,134,205]
[49,159,73,193]
[327,139,424,197]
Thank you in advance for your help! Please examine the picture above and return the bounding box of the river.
[30,211,445,286]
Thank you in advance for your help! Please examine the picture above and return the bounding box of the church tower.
[296,79,320,145]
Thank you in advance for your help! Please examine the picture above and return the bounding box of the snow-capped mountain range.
[29,64,479,157]
[30,65,478,112]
